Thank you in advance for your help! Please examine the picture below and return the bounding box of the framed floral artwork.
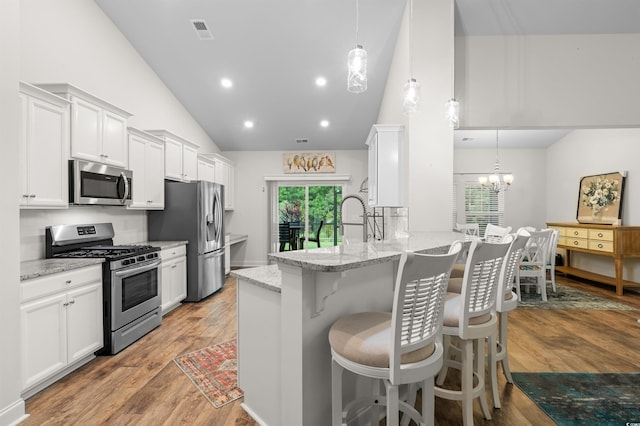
[576,171,626,225]
[283,152,335,174]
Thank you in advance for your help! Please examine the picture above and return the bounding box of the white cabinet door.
[128,131,165,210]
[19,84,70,209]
[146,141,165,208]
[160,261,173,314]
[128,134,147,208]
[173,255,187,302]
[164,138,183,181]
[21,293,68,390]
[366,125,405,208]
[72,97,103,163]
[182,144,198,181]
[66,282,103,363]
[198,159,215,182]
[101,109,128,168]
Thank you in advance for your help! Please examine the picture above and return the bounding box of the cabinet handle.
[29,194,36,198]
[22,194,28,198]
[63,302,69,307]
[65,280,72,284]
[103,154,109,158]
[573,241,579,245]
[172,265,177,269]
[598,243,603,248]
[598,233,604,238]
[69,300,75,305]
[573,231,579,235]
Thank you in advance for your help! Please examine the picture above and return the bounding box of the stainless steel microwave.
[69,160,132,206]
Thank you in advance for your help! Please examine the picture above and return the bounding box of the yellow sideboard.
[547,222,640,295]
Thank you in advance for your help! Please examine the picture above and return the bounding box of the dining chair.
[278,222,291,251]
[456,223,480,240]
[299,220,324,249]
[483,224,513,243]
[434,239,510,426]
[545,229,560,293]
[329,242,462,426]
[516,229,554,302]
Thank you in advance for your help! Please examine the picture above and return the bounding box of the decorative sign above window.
[576,171,626,225]
[283,152,336,174]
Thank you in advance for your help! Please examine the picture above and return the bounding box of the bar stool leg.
[331,359,344,426]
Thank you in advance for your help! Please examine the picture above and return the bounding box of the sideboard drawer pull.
[598,243,603,248]
[573,231,579,235]
[574,241,579,245]
[598,232,604,238]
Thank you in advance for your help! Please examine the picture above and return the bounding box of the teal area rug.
[512,372,640,425]
[517,283,635,310]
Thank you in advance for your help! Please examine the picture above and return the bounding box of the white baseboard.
[240,403,268,426]
[0,398,27,426]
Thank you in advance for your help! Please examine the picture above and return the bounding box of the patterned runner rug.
[517,283,635,310]
[174,339,243,408]
[512,372,640,425]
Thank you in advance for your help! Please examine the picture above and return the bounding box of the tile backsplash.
[20,207,147,261]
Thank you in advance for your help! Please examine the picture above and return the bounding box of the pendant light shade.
[347,45,367,93]
[402,79,420,115]
[347,0,367,93]
[445,98,460,129]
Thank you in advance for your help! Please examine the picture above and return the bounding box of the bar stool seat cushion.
[329,312,435,368]
[442,293,492,327]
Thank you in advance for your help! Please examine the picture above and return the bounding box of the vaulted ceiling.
[94,0,640,151]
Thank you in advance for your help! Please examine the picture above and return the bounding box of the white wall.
[0,0,26,423]
[222,150,368,267]
[20,0,218,152]
[454,148,547,230]
[546,128,640,281]
[457,34,640,128]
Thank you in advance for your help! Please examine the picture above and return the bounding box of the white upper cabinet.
[202,153,235,210]
[198,156,216,182]
[127,128,165,210]
[146,130,200,182]
[36,83,132,169]
[366,124,405,208]
[19,82,70,209]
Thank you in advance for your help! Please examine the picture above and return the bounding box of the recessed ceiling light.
[221,78,233,88]
[243,120,254,129]
[315,77,327,87]
[320,120,330,128]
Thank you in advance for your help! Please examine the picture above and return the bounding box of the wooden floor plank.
[23,274,640,425]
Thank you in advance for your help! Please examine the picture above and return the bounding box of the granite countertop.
[268,231,466,273]
[21,258,104,281]
[231,264,281,293]
[136,240,189,250]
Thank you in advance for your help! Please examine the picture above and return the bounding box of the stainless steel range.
[45,223,162,354]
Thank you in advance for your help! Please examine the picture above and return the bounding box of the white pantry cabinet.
[366,124,405,208]
[127,128,165,210]
[160,245,187,315]
[147,130,199,182]
[20,265,103,397]
[19,82,70,209]
[36,83,132,169]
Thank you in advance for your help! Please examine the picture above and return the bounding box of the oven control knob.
[122,259,130,265]
[137,256,145,262]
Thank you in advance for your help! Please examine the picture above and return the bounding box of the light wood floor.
[23,274,640,425]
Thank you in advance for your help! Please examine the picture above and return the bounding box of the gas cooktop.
[53,244,159,261]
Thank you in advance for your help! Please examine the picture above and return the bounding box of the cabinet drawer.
[565,237,588,249]
[588,240,614,253]
[160,245,186,260]
[565,228,588,239]
[588,229,614,241]
[21,265,102,303]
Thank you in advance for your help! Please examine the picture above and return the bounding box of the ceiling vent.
[190,19,214,40]
[296,138,309,144]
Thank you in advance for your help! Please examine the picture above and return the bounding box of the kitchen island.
[232,232,464,426]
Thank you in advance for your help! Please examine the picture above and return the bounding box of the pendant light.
[445,0,459,128]
[479,130,513,193]
[347,0,367,93]
[402,0,420,114]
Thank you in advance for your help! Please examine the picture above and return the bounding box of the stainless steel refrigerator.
[148,180,225,301]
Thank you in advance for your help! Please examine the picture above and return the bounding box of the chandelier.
[478,130,513,193]
[347,0,367,93]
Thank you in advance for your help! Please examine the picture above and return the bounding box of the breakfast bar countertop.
[231,264,281,292]
[267,231,464,272]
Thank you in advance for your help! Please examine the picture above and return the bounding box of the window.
[453,174,505,236]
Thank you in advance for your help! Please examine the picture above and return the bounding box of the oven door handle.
[114,259,161,278]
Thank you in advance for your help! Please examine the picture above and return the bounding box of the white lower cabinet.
[160,245,187,315]
[20,265,103,396]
